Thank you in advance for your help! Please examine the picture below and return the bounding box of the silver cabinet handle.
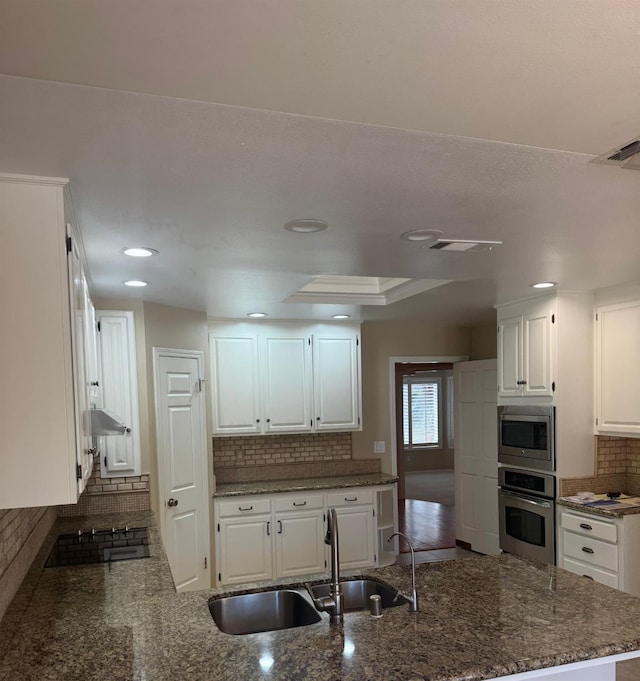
[278,520,283,534]
[238,505,253,511]
[579,523,593,531]
[345,496,358,502]
[582,546,594,554]
[293,501,307,507]
[266,521,270,536]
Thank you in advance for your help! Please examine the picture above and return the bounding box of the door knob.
[167,498,179,507]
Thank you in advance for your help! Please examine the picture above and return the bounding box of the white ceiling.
[1,1,640,325]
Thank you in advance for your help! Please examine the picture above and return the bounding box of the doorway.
[390,356,466,555]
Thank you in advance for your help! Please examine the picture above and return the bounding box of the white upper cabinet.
[210,329,261,435]
[68,234,94,494]
[96,310,141,476]
[209,322,361,436]
[262,328,313,433]
[497,297,553,399]
[0,174,95,509]
[312,328,361,431]
[595,300,640,436]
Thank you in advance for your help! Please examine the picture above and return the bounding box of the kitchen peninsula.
[2,512,640,680]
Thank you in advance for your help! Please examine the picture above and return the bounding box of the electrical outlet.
[373,441,386,454]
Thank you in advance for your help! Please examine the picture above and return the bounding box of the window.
[402,376,441,448]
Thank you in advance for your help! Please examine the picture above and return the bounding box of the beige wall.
[353,321,473,473]
[470,322,497,360]
[142,302,213,517]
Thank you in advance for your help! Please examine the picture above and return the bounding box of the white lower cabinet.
[274,493,326,577]
[558,509,640,596]
[327,490,375,569]
[214,485,392,586]
[275,510,326,577]
[216,497,274,585]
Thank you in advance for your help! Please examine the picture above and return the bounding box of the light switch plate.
[373,441,386,454]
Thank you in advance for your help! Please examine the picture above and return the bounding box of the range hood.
[90,408,128,436]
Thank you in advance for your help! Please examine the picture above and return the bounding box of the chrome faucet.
[306,508,343,624]
[388,531,419,613]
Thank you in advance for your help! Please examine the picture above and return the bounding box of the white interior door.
[154,348,210,592]
[454,359,499,555]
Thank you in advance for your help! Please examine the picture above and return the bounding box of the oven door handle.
[499,488,553,509]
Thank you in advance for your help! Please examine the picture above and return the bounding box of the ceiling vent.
[426,239,502,252]
[592,137,640,171]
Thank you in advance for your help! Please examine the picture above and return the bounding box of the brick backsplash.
[57,454,151,517]
[0,506,57,623]
[213,432,353,469]
[560,436,640,496]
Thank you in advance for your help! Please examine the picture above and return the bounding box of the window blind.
[402,377,440,447]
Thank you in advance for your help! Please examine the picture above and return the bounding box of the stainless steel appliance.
[498,405,555,472]
[498,466,555,564]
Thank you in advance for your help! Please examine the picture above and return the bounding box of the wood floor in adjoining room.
[397,498,456,552]
[616,657,640,680]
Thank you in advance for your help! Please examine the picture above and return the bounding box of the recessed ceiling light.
[284,219,328,234]
[124,280,149,287]
[400,229,442,242]
[247,312,268,318]
[332,314,351,320]
[531,282,557,289]
[123,247,158,257]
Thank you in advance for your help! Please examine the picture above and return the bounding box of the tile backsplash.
[560,436,640,496]
[58,454,151,517]
[0,506,57,622]
[212,432,377,484]
[213,432,352,468]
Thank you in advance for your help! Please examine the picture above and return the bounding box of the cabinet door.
[596,301,640,435]
[275,511,326,577]
[210,332,261,434]
[97,311,141,477]
[68,229,93,493]
[312,331,361,431]
[262,330,312,433]
[217,515,273,585]
[522,308,553,397]
[497,316,521,397]
[334,506,375,569]
[85,294,99,407]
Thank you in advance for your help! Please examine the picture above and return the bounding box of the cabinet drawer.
[562,530,618,572]
[217,497,272,517]
[327,489,373,507]
[561,512,617,542]
[274,494,324,512]
[562,557,619,589]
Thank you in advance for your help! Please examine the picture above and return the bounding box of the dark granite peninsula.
[2,511,640,681]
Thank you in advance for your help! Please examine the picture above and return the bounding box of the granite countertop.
[213,472,399,497]
[4,511,640,681]
[558,494,640,518]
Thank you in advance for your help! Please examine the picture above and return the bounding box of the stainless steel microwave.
[497,405,555,472]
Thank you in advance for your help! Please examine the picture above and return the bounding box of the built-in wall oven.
[498,405,555,472]
[498,466,556,565]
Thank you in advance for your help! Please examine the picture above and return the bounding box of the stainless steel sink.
[208,589,321,635]
[309,579,410,612]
